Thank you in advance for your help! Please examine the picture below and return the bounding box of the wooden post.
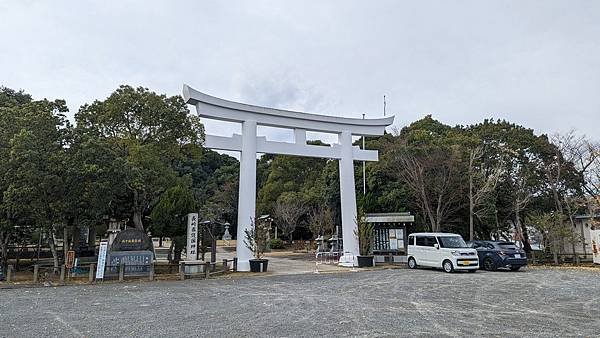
[388,252,393,265]
[7,265,13,282]
[233,257,238,272]
[179,262,185,281]
[149,264,154,282]
[60,265,66,284]
[89,263,95,283]
[222,259,228,272]
[118,263,125,282]
[204,263,210,278]
[33,264,39,283]
[211,230,217,264]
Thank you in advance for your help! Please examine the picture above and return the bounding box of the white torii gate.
[183,85,394,271]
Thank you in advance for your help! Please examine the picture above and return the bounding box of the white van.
[407,232,479,273]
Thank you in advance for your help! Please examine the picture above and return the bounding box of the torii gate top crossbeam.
[183,85,394,136]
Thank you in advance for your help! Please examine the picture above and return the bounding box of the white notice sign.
[96,240,109,279]
[390,238,398,250]
[187,213,199,260]
[591,230,600,265]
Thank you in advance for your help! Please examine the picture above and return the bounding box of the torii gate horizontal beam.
[183,84,394,136]
[205,134,379,161]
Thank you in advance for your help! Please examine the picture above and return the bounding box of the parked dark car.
[466,241,527,271]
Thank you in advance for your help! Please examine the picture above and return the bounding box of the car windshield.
[437,236,468,248]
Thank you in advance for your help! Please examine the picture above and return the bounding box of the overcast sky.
[1,0,599,143]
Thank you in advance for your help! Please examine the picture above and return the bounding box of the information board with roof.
[366,212,414,256]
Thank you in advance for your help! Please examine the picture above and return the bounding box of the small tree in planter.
[354,211,374,267]
[244,218,270,272]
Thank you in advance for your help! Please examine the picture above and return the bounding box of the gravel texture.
[1,267,599,337]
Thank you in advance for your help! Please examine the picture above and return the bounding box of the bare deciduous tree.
[394,146,464,232]
[528,212,572,265]
[308,205,335,238]
[552,132,600,258]
[468,146,503,241]
[274,194,307,241]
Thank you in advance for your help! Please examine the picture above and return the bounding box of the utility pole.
[362,113,366,195]
[383,95,386,117]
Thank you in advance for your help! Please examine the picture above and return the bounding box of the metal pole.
[211,223,216,264]
[362,113,366,196]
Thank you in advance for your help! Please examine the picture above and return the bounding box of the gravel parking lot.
[1,267,599,337]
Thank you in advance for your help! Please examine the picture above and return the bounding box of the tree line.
[1,85,598,270]
[259,115,600,262]
[0,85,234,269]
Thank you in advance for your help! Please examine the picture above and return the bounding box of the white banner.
[96,240,109,279]
[187,213,199,260]
[591,230,600,265]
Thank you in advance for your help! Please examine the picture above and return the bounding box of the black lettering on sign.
[111,229,153,252]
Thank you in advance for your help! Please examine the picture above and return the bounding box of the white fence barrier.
[314,251,343,273]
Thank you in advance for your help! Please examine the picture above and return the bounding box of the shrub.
[269,238,285,249]
[244,218,270,259]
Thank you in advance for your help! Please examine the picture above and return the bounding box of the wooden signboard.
[66,250,75,269]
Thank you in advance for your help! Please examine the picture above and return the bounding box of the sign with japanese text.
[96,240,109,279]
[110,229,153,252]
[105,251,153,276]
[187,213,199,260]
[66,250,75,269]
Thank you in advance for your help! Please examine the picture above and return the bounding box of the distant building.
[562,213,600,257]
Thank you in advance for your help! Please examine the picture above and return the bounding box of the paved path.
[1,267,599,337]
[215,249,353,275]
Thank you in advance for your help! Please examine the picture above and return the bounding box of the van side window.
[408,236,414,245]
[424,236,437,247]
[415,236,426,246]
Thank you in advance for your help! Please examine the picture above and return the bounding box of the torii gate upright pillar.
[237,120,257,271]
[338,130,358,257]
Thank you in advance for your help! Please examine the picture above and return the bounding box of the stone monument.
[106,228,154,277]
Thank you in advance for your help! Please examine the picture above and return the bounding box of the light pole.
[362,113,366,196]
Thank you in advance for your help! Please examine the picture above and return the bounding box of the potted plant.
[244,218,270,272]
[354,211,375,267]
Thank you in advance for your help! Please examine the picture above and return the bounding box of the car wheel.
[443,260,454,273]
[483,257,497,271]
[408,257,417,269]
[510,266,521,271]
